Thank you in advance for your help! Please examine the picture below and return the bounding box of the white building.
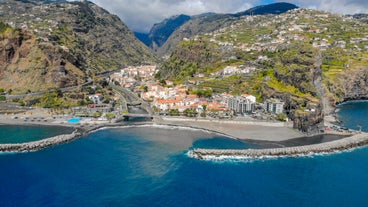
[264,98,284,114]
[227,94,256,114]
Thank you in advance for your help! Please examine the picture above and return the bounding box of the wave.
[94,124,216,135]
[186,146,364,163]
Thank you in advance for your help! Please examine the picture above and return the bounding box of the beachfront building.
[264,98,284,114]
[72,104,113,117]
[227,94,256,114]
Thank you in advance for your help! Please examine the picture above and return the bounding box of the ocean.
[0,101,367,207]
[0,125,74,144]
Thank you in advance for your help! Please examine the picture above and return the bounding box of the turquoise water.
[67,117,82,124]
[0,101,367,206]
[336,100,368,131]
[0,125,74,144]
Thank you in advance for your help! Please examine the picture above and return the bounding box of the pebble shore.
[189,133,368,160]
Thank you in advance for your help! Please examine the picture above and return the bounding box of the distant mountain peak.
[233,2,298,17]
[136,2,299,53]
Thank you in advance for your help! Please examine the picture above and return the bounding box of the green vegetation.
[92,111,102,118]
[40,91,63,108]
[0,22,10,33]
[183,108,197,117]
[169,109,180,116]
[190,88,213,98]
[158,8,368,125]
[106,113,116,119]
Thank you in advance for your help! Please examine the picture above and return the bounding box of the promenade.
[155,117,303,141]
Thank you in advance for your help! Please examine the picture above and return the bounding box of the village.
[109,65,285,120]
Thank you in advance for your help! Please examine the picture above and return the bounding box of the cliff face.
[340,68,368,101]
[147,14,191,52]
[0,27,84,92]
[0,0,157,92]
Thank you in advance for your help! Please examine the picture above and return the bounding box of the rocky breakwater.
[189,133,368,160]
[0,130,81,152]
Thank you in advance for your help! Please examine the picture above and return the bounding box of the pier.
[190,133,368,160]
[0,130,81,152]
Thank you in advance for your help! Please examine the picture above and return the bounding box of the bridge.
[110,83,153,118]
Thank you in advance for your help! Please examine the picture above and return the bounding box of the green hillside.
[158,8,368,130]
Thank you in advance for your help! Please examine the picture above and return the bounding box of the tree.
[276,113,287,122]
[202,104,207,111]
[106,113,116,120]
[40,92,62,108]
[169,109,180,116]
[183,108,197,117]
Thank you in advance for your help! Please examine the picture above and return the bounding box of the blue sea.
[0,101,368,207]
[336,100,368,131]
[0,125,74,144]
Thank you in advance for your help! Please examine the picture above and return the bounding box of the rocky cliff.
[0,0,157,93]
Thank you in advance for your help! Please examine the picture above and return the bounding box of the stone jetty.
[0,130,81,152]
[190,133,368,160]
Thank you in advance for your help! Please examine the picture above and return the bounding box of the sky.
[87,0,368,33]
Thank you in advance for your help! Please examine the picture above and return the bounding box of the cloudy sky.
[88,0,368,32]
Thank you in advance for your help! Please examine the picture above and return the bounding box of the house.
[88,93,104,104]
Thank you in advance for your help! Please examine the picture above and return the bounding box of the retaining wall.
[161,117,286,127]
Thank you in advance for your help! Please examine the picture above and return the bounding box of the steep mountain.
[0,0,157,93]
[232,2,298,17]
[149,2,298,55]
[350,13,368,23]
[134,32,151,46]
[158,9,368,132]
[148,14,191,52]
[157,13,235,56]
[135,14,191,52]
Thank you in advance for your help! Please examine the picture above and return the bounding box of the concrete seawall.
[0,130,81,152]
[189,133,368,160]
[161,117,286,127]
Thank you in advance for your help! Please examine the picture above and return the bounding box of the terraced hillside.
[158,8,368,131]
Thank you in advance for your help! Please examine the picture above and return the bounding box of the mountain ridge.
[157,8,368,132]
[0,0,157,93]
[136,2,298,54]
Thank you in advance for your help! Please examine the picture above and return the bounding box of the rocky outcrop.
[340,68,368,101]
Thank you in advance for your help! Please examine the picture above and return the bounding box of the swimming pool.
[67,117,82,124]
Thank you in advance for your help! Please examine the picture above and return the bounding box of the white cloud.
[88,0,368,32]
[89,0,261,32]
[280,0,368,14]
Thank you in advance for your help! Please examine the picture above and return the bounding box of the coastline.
[189,132,368,160]
[154,116,304,141]
[0,109,367,156]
